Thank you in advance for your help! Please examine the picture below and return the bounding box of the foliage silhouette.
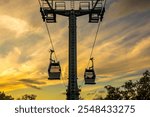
[94,70,150,100]
[0,92,37,100]
[0,92,14,100]
[17,94,37,100]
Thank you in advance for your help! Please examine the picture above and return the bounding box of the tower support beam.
[67,11,79,100]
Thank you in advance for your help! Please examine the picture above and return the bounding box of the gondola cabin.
[48,62,61,80]
[84,68,96,84]
[84,57,96,84]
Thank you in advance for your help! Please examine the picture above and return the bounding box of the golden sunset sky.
[0,0,150,100]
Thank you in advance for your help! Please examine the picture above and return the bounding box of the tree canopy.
[0,92,37,100]
[0,92,14,100]
[17,94,37,100]
[94,70,150,100]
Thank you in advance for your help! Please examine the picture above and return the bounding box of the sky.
[0,0,150,100]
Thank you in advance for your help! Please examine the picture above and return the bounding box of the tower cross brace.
[40,0,105,100]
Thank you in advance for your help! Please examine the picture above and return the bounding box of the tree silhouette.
[0,92,14,100]
[17,94,37,100]
[94,70,150,100]
[0,92,37,100]
[104,85,122,100]
[136,70,150,99]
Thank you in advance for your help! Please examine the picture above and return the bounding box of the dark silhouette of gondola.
[84,58,96,84]
[48,49,61,80]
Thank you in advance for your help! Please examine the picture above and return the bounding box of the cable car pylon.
[39,0,106,100]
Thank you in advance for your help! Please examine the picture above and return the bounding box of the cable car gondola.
[48,49,61,80]
[84,58,96,84]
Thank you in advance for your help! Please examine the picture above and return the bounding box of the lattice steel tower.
[40,0,106,100]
